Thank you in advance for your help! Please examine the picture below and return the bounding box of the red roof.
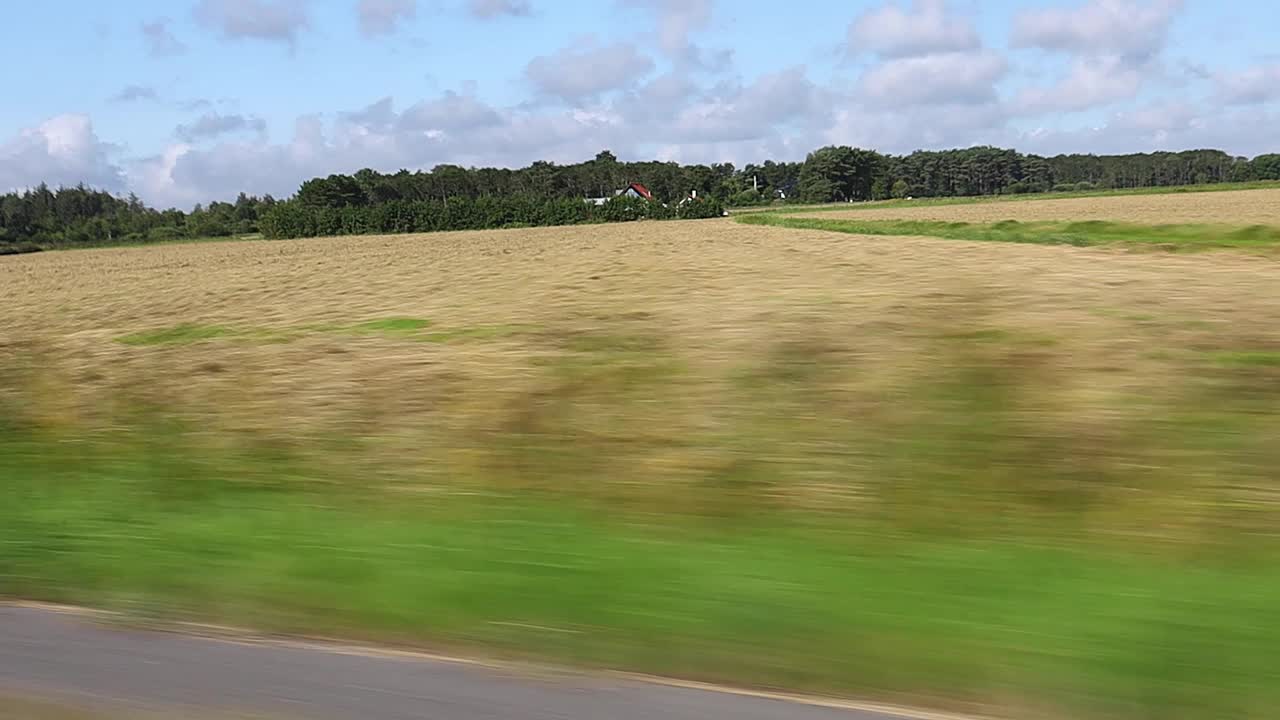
[628,182,654,201]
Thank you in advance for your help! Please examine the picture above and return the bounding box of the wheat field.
[4,214,1280,515]
[5,218,1280,427]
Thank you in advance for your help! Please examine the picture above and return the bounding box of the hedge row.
[259,195,725,239]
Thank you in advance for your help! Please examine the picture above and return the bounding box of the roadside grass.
[737,214,1280,251]
[4,449,1278,720]
[6,319,1280,720]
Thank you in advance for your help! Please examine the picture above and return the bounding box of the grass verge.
[3,434,1279,720]
[737,214,1280,251]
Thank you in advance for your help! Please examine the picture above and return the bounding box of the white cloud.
[859,50,1007,107]
[467,0,530,18]
[525,42,655,102]
[1215,63,1280,106]
[826,102,1010,154]
[624,0,727,69]
[1014,55,1146,113]
[1012,0,1183,60]
[663,67,831,143]
[194,0,310,45]
[1016,101,1277,158]
[848,0,980,58]
[1010,1,1185,116]
[357,0,415,36]
[0,115,125,193]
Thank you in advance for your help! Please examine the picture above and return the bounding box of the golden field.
[4,213,1280,520]
[808,186,1280,225]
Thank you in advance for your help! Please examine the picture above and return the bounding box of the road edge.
[2,600,992,720]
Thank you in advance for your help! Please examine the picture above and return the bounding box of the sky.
[2,0,1278,209]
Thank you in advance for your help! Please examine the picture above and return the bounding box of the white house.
[587,182,655,205]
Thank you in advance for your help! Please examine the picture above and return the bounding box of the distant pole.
[753,175,758,192]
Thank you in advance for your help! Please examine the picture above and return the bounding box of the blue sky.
[2,0,1278,208]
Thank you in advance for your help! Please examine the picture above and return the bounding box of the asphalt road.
[0,605,947,720]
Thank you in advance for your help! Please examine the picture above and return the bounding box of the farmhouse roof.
[626,182,654,201]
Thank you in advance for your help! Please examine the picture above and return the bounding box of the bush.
[261,194,687,240]
[677,198,725,219]
[1003,181,1040,195]
[0,242,42,255]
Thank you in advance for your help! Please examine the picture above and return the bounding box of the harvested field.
[5,219,1280,441]
[808,186,1280,225]
[5,218,1280,444]
[6,218,1280,720]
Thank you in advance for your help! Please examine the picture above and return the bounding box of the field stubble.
[4,214,1280,718]
[806,186,1280,225]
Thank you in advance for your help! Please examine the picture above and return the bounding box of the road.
[0,604,955,720]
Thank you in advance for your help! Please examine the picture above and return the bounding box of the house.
[587,182,654,205]
[618,182,654,201]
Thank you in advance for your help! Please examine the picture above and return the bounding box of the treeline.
[4,148,1280,252]
[260,194,724,240]
[797,147,1280,202]
[281,148,1280,209]
[0,184,276,252]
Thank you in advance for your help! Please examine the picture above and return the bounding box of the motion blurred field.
[6,194,1280,513]
[4,188,1280,718]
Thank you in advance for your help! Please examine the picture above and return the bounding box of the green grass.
[732,180,1280,216]
[1,436,1278,719]
[738,214,1280,251]
[350,317,433,336]
[1210,351,1280,367]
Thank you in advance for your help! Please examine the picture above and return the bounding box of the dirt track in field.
[808,187,1280,225]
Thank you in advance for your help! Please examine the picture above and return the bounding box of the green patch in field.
[117,323,239,346]
[739,213,1280,252]
[351,317,433,336]
[1226,224,1280,245]
[1210,350,1280,367]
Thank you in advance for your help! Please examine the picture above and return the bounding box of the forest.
[3,147,1279,250]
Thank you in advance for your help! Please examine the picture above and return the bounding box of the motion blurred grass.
[4,314,1280,720]
[738,214,1280,250]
